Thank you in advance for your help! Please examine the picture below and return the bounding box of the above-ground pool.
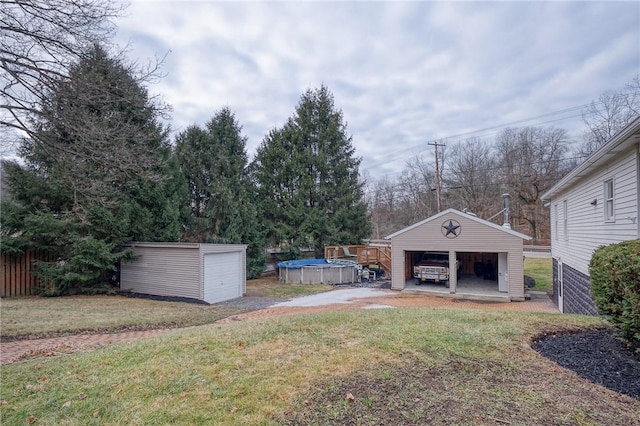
[277,259,359,284]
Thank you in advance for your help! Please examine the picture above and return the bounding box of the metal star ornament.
[441,219,461,238]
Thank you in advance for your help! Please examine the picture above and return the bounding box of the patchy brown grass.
[245,272,333,298]
[4,307,636,426]
[283,353,639,426]
[0,296,244,341]
[0,274,333,341]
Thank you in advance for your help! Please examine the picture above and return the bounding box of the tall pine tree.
[251,85,371,257]
[1,45,184,294]
[175,108,265,278]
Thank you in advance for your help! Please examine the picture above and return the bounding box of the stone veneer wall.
[552,258,599,316]
[552,259,558,307]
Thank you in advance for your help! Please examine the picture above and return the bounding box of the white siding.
[203,252,242,303]
[550,146,639,275]
[200,244,247,297]
[121,246,201,299]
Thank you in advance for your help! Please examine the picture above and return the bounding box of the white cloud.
[115,0,640,178]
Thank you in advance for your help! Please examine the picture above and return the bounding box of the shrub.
[589,239,640,351]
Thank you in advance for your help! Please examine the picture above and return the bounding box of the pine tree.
[252,85,371,257]
[0,45,184,294]
[175,108,265,278]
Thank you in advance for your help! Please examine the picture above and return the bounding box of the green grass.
[524,257,553,293]
[2,308,633,426]
[0,275,331,340]
[0,296,244,340]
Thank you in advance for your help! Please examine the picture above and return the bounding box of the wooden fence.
[1,250,55,297]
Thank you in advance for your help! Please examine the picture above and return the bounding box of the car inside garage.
[388,208,531,302]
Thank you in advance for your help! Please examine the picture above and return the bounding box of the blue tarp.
[277,259,328,269]
[277,258,359,269]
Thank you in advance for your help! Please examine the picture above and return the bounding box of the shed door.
[203,252,242,304]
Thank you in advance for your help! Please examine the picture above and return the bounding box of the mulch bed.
[533,328,640,399]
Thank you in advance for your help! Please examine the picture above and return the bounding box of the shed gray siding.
[388,209,530,300]
[121,245,201,299]
[120,242,247,303]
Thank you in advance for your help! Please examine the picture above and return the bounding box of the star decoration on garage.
[441,219,461,238]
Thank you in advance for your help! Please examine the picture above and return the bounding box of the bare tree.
[399,153,438,223]
[447,138,499,217]
[1,0,125,137]
[496,127,570,241]
[581,75,640,155]
[367,176,399,239]
[623,74,640,116]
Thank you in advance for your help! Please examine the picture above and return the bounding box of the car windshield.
[421,254,448,262]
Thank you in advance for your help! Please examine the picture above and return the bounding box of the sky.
[114,0,640,179]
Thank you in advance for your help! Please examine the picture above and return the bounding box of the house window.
[604,179,614,221]
[563,200,568,240]
[554,204,558,240]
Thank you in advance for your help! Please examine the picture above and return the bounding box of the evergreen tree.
[251,85,371,257]
[0,45,184,294]
[175,108,265,278]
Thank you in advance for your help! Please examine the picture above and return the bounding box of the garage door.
[203,252,242,304]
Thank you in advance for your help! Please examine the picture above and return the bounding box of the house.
[541,116,640,314]
[385,208,531,302]
[120,242,247,304]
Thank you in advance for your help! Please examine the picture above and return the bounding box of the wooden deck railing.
[324,244,392,276]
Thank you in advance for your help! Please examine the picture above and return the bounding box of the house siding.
[550,146,639,275]
[390,210,526,300]
[121,246,201,299]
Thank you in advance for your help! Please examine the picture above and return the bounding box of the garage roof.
[384,208,532,240]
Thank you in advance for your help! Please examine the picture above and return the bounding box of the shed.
[386,209,531,302]
[120,242,247,304]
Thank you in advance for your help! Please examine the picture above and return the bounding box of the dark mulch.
[533,328,640,399]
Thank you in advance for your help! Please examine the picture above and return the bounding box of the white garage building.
[386,209,531,302]
[120,242,246,304]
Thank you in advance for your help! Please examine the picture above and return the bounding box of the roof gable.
[385,208,532,240]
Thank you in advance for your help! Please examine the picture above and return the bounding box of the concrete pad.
[362,304,395,309]
[272,287,398,307]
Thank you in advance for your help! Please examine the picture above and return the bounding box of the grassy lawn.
[2,308,637,425]
[524,257,553,293]
[0,274,331,340]
[244,273,332,298]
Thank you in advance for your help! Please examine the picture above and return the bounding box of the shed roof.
[384,208,532,240]
[541,115,640,201]
[125,242,246,250]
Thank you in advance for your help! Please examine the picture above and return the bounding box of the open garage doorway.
[456,252,509,294]
[403,250,459,295]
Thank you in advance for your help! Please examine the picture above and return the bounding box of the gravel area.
[533,328,640,399]
[211,296,288,310]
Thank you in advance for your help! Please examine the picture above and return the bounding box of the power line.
[360,93,635,174]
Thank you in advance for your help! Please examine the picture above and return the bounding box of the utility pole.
[428,140,446,212]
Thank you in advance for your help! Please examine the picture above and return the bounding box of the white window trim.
[604,178,615,223]
[562,200,568,241]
